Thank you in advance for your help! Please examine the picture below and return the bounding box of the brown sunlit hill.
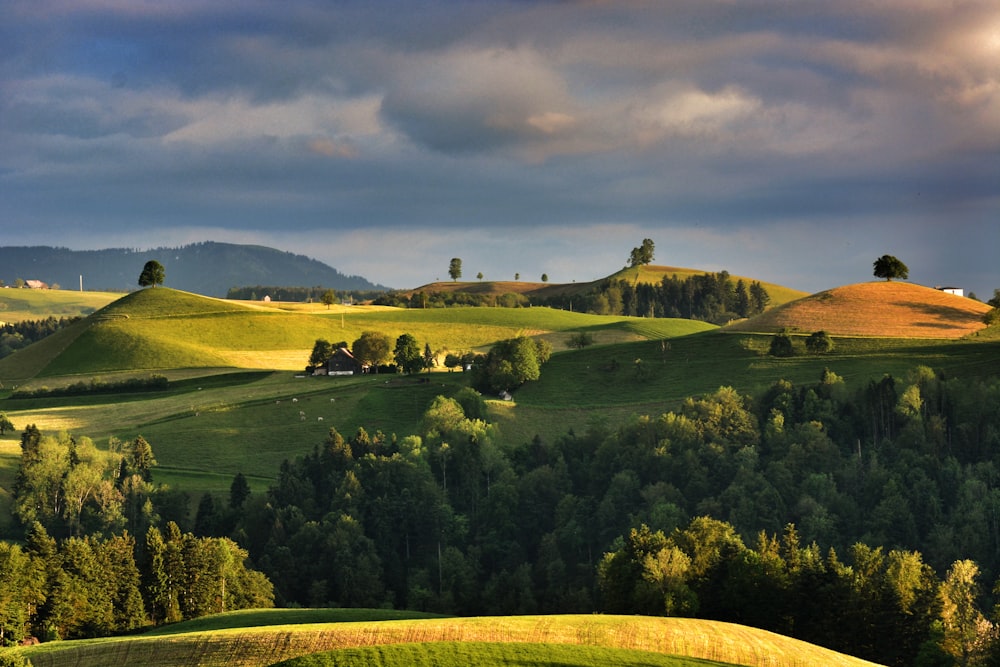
[725,281,992,338]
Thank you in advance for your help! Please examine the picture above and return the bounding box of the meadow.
[14,610,884,667]
[1,285,997,507]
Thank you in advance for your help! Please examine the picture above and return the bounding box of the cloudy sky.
[2,1,998,296]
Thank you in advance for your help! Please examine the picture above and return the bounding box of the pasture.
[1,283,997,513]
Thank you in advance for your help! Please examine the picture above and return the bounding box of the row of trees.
[308,332,436,375]
[226,286,386,303]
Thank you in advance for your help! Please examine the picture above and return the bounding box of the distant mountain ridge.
[0,242,387,297]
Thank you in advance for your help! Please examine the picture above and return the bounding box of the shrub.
[805,330,834,354]
[768,333,794,357]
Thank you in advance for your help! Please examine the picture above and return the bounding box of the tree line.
[536,272,770,323]
[225,286,384,303]
[0,317,81,360]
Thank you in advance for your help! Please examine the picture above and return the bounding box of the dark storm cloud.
[0,0,997,293]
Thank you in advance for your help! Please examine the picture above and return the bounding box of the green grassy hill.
[16,611,885,667]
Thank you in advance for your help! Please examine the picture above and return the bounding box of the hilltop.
[0,242,387,297]
[725,281,992,338]
[405,264,809,307]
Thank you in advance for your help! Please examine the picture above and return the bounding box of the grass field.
[272,641,736,667]
[15,611,885,667]
[0,287,120,323]
[1,284,997,506]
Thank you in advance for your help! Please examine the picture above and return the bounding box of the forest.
[4,363,1000,665]
[535,272,771,323]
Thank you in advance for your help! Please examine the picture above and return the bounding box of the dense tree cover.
[536,272,770,323]
[1,432,272,643]
[211,365,1000,665]
[226,286,385,302]
[0,317,81,359]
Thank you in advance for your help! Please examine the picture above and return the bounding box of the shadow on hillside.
[894,301,982,324]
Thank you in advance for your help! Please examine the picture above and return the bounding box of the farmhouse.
[25,279,48,289]
[325,347,360,376]
[936,286,964,297]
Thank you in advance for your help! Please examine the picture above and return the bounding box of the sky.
[1,1,998,296]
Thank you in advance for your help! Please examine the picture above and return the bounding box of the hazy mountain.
[0,242,387,297]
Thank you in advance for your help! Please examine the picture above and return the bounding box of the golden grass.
[21,614,885,667]
[725,282,992,338]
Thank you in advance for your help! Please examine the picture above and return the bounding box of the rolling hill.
[18,612,885,667]
[403,264,810,307]
[725,281,992,338]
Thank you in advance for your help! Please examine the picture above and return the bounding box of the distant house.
[937,286,964,297]
[326,347,361,376]
[25,279,48,289]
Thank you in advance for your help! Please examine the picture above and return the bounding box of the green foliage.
[805,331,834,354]
[137,261,165,288]
[448,258,462,282]
[628,238,656,268]
[320,289,336,309]
[768,333,794,357]
[351,331,392,372]
[567,332,595,349]
[471,336,550,394]
[308,339,334,368]
[393,334,423,375]
[873,255,909,281]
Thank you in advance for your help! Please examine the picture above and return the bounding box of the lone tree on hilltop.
[448,258,462,282]
[629,238,655,268]
[138,260,165,288]
[873,255,908,281]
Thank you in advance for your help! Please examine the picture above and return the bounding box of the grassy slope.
[2,285,999,497]
[725,281,992,338]
[18,613,884,667]
[0,288,119,323]
[273,642,734,667]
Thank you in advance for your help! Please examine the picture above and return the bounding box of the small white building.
[937,286,964,297]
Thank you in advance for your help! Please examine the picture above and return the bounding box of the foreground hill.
[19,612,884,667]
[0,242,387,297]
[725,281,991,338]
